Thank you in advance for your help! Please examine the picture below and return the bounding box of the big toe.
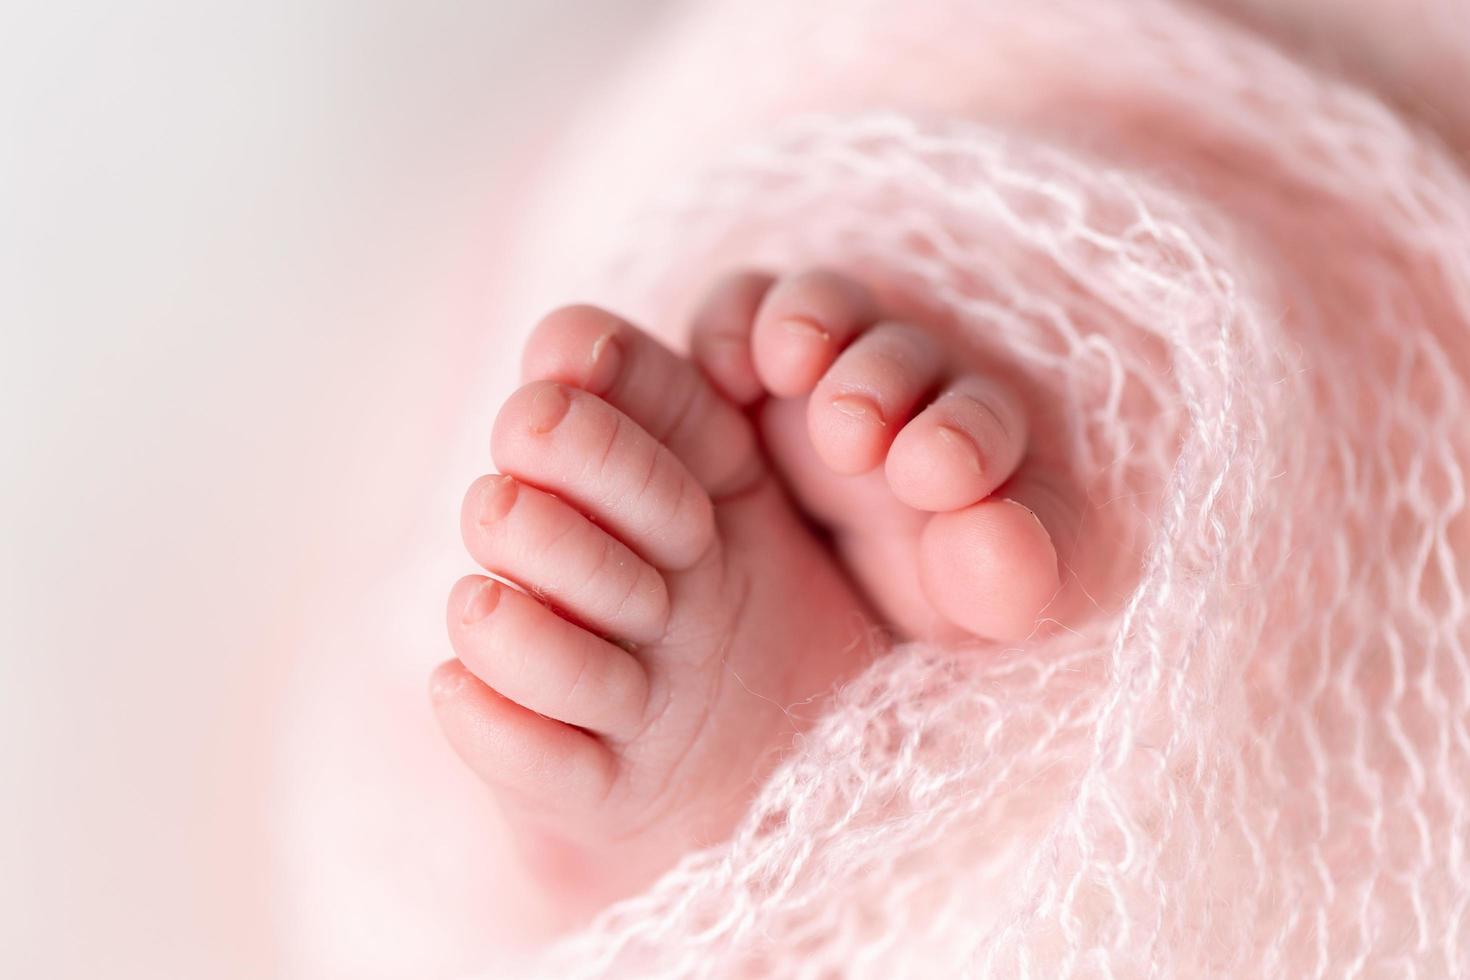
[918,498,1061,642]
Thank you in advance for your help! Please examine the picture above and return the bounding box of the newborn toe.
[886,375,1028,511]
[918,498,1060,642]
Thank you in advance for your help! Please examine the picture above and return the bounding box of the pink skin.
[430,271,1069,917]
[739,268,1065,641]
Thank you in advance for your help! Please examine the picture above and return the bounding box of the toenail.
[1001,497,1046,529]
[584,332,622,394]
[527,384,571,433]
[781,316,830,342]
[830,394,884,424]
[936,423,984,474]
[478,475,518,525]
[430,665,467,700]
[461,580,502,624]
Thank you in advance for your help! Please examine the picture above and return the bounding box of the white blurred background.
[1,2,666,976]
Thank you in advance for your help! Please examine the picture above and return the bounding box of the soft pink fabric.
[278,0,1470,975]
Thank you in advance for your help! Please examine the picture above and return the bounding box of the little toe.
[429,659,617,816]
[447,575,649,738]
[886,375,1028,511]
[522,306,763,501]
[461,474,669,644]
[492,382,716,570]
[918,498,1061,642]
[750,268,880,397]
[808,322,945,475]
[688,270,775,405]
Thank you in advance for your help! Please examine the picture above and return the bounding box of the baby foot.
[430,305,879,919]
[692,269,1069,642]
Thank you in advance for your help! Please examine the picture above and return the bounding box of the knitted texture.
[473,0,1470,975]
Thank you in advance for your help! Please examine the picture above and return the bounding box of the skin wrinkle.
[589,405,625,486]
[966,389,1012,450]
[656,367,708,446]
[597,552,657,638]
[609,567,751,845]
[568,530,618,605]
[530,508,581,561]
[631,445,665,522]
[648,463,702,567]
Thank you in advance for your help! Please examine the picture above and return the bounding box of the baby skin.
[430,269,1066,920]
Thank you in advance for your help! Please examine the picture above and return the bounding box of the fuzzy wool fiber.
[279,0,1470,976]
